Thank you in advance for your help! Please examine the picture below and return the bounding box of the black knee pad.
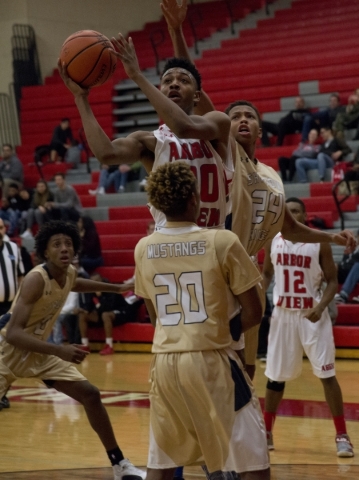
[266,380,285,392]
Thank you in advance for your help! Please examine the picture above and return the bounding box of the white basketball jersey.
[150,125,233,229]
[271,234,323,309]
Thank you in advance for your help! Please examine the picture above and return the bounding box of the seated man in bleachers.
[295,126,351,183]
[0,144,24,199]
[301,93,345,142]
[89,161,142,195]
[334,89,359,140]
[261,97,309,146]
[49,117,74,163]
[79,274,141,355]
[46,173,83,222]
[278,128,320,182]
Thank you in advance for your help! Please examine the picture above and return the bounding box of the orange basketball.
[60,30,117,88]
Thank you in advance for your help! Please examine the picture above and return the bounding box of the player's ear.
[257,126,262,139]
[193,90,201,107]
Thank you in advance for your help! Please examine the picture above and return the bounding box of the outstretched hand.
[111,34,140,80]
[57,59,89,97]
[332,230,356,249]
[161,0,188,30]
[117,282,135,294]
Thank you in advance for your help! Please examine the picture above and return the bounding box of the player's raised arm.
[112,34,228,141]
[161,0,215,115]
[58,59,154,168]
[281,204,356,249]
[72,277,133,295]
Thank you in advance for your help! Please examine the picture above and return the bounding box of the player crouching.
[0,220,146,480]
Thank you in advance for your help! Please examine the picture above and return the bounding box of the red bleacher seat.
[96,266,135,282]
[102,250,135,267]
[100,234,143,250]
[333,326,359,348]
[87,322,154,343]
[336,305,359,326]
[108,206,152,221]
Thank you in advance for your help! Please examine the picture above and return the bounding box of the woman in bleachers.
[77,215,104,273]
[21,180,53,239]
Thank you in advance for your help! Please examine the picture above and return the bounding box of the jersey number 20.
[154,272,208,326]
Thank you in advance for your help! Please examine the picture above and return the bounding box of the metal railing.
[78,128,92,174]
[12,24,42,111]
[332,178,352,231]
[150,29,166,75]
[0,83,21,148]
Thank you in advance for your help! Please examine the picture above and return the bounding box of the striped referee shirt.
[0,240,25,303]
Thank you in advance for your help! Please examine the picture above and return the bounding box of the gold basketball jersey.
[231,144,285,256]
[135,222,261,353]
[2,264,77,341]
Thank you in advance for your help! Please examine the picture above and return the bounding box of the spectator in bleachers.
[343,146,359,188]
[333,89,359,140]
[89,161,142,195]
[296,126,351,183]
[278,128,320,182]
[0,144,24,199]
[6,184,32,236]
[49,117,74,163]
[46,173,83,222]
[335,231,359,304]
[0,187,23,238]
[77,215,104,273]
[78,273,140,355]
[65,139,82,169]
[301,93,345,142]
[21,180,54,239]
[261,97,309,146]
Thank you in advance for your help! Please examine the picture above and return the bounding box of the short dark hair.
[225,100,262,127]
[286,197,306,213]
[2,143,13,150]
[61,117,70,123]
[54,172,65,179]
[35,220,81,261]
[162,57,202,91]
[8,183,19,190]
[320,125,333,133]
[330,93,340,102]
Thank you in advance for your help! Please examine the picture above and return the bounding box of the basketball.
[60,30,117,88]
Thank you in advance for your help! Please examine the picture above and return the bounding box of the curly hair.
[35,220,81,261]
[225,100,262,127]
[146,162,197,217]
[162,57,202,91]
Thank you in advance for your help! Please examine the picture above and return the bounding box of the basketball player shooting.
[134,161,270,480]
[0,221,146,480]
[58,33,233,231]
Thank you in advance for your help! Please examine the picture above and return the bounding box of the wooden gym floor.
[0,353,358,479]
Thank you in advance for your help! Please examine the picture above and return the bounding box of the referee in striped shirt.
[0,217,25,410]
